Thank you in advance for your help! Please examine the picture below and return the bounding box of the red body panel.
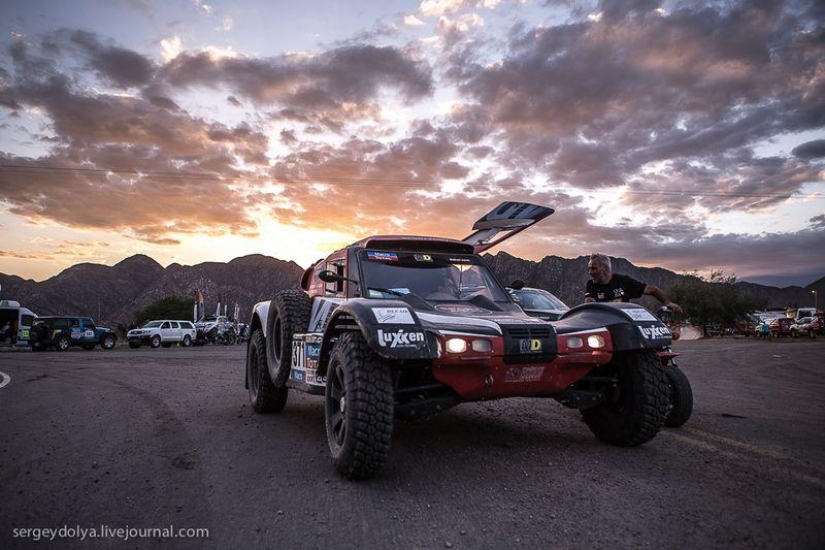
[432,346,613,400]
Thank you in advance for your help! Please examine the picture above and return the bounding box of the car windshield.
[358,251,509,302]
[143,321,163,328]
[516,290,568,311]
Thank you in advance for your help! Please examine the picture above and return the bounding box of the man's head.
[588,253,612,284]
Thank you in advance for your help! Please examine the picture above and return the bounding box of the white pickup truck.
[127,320,197,348]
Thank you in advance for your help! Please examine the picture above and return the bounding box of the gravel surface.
[1,338,823,549]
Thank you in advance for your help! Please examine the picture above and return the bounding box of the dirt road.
[1,338,823,549]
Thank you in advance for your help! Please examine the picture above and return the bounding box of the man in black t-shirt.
[585,253,683,315]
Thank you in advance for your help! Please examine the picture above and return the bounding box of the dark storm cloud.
[159,44,433,108]
[59,29,155,88]
[792,140,825,159]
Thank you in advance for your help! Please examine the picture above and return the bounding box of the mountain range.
[0,253,821,328]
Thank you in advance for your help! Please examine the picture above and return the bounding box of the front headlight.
[587,335,606,348]
[445,338,467,354]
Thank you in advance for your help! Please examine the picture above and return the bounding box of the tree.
[669,271,762,336]
[133,296,195,327]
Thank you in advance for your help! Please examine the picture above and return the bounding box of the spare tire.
[266,290,313,388]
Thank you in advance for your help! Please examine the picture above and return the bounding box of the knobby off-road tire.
[266,290,312,388]
[664,363,693,428]
[247,329,288,413]
[325,332,394,480]
[581,350,668,446]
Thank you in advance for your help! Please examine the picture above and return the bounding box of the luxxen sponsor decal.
[639,325,671,339]
[377,329,425,348]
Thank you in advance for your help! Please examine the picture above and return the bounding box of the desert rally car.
[245,201,673,479]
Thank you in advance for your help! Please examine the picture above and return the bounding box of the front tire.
[247,329,288,413]
[581,350,668,446]
[100,334,116,350]
[664,364,693,428]
[150,335,162,349]
[266,290,312,387]
[55,335,71,352]
[325,332,394,480]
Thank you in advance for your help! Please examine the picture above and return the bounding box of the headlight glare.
[587,335,605,348]
[445,338,467,354]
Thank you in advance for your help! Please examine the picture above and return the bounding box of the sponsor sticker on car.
[366,251,399,262]
[377,329,425,349]
[372,307,415,324]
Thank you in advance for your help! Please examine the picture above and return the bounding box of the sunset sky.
[1,0,823,288]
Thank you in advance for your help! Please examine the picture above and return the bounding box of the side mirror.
[510,280,525,290]
[318,270,344,283]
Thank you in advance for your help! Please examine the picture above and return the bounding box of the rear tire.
[325,332,394,480]
[664,363,694,428]
[266,290,313,388]
[247,329,288,413]
[182,335,192,347]
[581,350,668,446]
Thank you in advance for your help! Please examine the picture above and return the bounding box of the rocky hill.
[0,254,304,328]
[1,252,820,328]
[484,251,822,311]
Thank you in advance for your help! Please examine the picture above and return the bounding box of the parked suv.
[30,316,117,351]
[127,320,197,348]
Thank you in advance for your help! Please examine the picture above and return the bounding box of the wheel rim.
[103,336,114,349]
[58,338,69,351]
[327,364,347,447]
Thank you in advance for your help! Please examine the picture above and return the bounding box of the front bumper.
[431,330,613,400]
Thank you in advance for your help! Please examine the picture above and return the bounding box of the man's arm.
[643,284,683,315]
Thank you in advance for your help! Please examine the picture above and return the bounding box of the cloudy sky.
[0,0,823,288]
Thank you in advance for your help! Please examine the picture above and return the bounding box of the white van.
[795,307,817,321]
[0,300,37,348]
